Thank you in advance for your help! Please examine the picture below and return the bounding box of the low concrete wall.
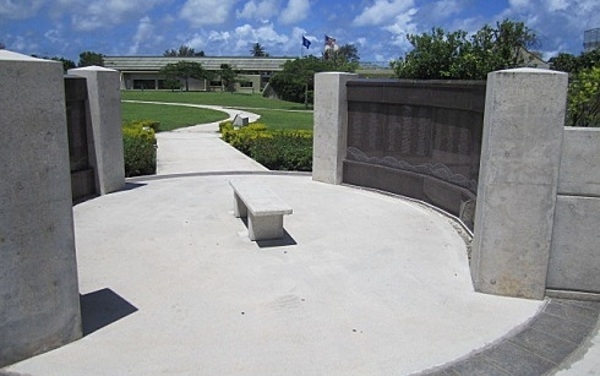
[0,50,82,367]
[69,66,125,195]
[313,70,600,300]
[547,128,600,293]
[313,72,358,184]
[471,68,568,300]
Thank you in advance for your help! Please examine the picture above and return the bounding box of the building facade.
[103,56,294,92]
[584,28,600,51]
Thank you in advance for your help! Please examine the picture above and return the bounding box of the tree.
[218,63,238,92]
[269,56,353,108]
[391,19,538,80]
[78,51,104,67]
[163,45,205,57]
[251,43,268,57]
[549,49,600,74]
[159,61,208,91]
[30,55,76,72]
[548,52,579,73]
[322,43,361,71]
[0,42,5,49]
[52,57,76,72]
[566,67,600,127]
[337,44,360,64]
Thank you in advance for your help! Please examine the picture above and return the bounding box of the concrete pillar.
[471,68,568,300]
[0,50,82,367]
[312,72,358,184]
[68,66,125,194]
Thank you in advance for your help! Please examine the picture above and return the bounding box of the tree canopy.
[78,51,104,67]
[51,56,76,72]
[567,66,600,127]
[159,61,209,91]
[549,49,600,74]
[250,43,268,57]
[163,45,204,57]
[549,49,600,127]
[391,19,538,80]
[269,55,356,108]
[218,63,239,92]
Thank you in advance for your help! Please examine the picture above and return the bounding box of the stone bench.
[229,180,293,241]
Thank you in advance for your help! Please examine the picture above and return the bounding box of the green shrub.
[133,119,161,132]
[567,67,600,127]
[221,123,272,155]
[219,123,313,171]
[122,120,157,177]
[219,120,233,133]
[250,131,313,171]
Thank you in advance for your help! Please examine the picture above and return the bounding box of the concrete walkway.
[3,105,600,375]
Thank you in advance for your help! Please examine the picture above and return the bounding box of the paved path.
[2,103,600,375]
[125,100,267,175]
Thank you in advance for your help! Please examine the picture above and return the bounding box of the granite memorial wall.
[343,79,486,229]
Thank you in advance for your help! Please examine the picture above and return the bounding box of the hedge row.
[123,120,158,177]
[220,121,313,171]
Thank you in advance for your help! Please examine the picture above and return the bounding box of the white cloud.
[5,34,39,54]
[44,28,62,44]
[208,31,231,43]
[67,0,163,31]
[352,0,416,27]
[229,23,289,54]
[129,16,155,55]
[236,0,280,20]
[383,8,418,50]
[180,0,237,27]
[0,0,44,19]
[429,0,463,20]
[500,0,600,54]
[185,34,206,50]
[279,0,310,25]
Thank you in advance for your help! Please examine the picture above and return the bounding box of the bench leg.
[248,213,284,241]
[233,193,247,218]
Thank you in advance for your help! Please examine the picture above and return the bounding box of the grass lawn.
[121,102,228,132]
[121,90,313,131]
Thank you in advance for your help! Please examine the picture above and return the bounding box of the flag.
[325,34,336,47]
[302,36,311,49]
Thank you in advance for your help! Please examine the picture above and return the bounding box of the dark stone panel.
[444,354,510,376]
[347,79,486,112]
[343,160,476,229]
[544,299,600,328]
[482,341,555,375]
[508,327,580,364]
[528,312,594,345]
[344,79,484,230]
[343,160,427,201]
[414,368,460,376]
[409,298,600,375]
[559,299,600,311]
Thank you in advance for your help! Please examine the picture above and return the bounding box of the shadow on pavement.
[80,288,138,336]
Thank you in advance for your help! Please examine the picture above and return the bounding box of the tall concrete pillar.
[0,50,82,367]
[313,72,358,184]
[471,68,568,300]
[68,66,124,194]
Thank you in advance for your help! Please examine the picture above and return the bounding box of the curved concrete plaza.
[3,106,600,375]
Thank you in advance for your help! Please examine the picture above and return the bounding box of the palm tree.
[250,43,267,57]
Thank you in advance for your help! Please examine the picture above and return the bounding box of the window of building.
[133,79,156,90]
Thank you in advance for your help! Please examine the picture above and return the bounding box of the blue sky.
[1,0,599,64]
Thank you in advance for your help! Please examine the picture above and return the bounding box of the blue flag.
[302,36,311,49]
